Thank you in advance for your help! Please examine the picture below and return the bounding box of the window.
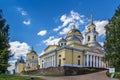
[78,60,80,65]
[59,55,61,57]
[61,43,63,46]
[78,55,81,58]
[32,55,34,59]
[88,36,90,41]
[94,27,95,31]
[88,28,90,31]
[64,43,66,45]
[94,35,96,41]
[59,59,61,66]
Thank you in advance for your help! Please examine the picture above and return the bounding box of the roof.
[59,38,66,43]
[17,57,25,63]
[27,48,38,55]
[89,42,101,47]
[67,35,80,41]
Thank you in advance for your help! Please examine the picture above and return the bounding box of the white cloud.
[53,10,86,34]
[37,30,47,36]
[8,41,30,72]
[23,19,31,26]
[9,41,30,58]
[39,51,45,56]
[43,36,61,45]
[17,7,28,16]
[99,42,104,47]
[94,20,108,37]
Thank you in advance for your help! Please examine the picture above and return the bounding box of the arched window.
[32,55,34,59]
[88,36,90,41]
[94,35,96,41]
[78,60,80,65]
[94,27,95,31]
[61,43,63,46]
[59,59,61,66]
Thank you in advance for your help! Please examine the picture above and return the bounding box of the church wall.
[64,49,84,67]
[17,63,25,73]
[67,40,80,45]
[27,53,38,61]
[45,46,58,53]
[69,44,89,50]
[57,49,66,66]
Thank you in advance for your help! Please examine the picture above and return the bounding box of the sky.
[0,0,120,72]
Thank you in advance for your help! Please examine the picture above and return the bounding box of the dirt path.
[38,71,118,80]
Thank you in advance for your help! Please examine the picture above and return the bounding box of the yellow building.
[40,15,106,69]
[15,48,38,73]
[15,57,25,73]
[25,48,38,71]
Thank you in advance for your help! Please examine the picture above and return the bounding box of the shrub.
[114,72,120,79]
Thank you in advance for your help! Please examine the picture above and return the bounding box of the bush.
[114,72,120,79]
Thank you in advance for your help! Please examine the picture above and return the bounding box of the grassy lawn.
[0,74,44,80]
[32,73,64,77]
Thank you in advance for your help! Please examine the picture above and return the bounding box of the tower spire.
[72,23,76,29]
[90,14,93,25]
[31,46,34,51]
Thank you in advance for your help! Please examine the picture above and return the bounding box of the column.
[93,55,95,67]
[90,55,92,67]
[84,55,86,67]
[99,57,101,68]
[51,56,53,67]
[96,56,98,68]
[87,54,89,67]
[101,57,104,68]
[54,54,56,67]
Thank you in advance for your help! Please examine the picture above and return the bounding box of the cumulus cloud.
[94,20,108,37]
[53,10,87,35]
[37,30,47,36]
[9,41,30,59]
[43,36,61,45]
[17,7,28,16]
[39,51,45,56]
[17,7,31,26]
[8,41,30,72]
[23,19,31,26]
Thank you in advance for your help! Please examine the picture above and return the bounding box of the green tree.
[104,6,120,71]
[0,9,10,74]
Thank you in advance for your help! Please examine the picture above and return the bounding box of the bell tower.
[85,14,100,47]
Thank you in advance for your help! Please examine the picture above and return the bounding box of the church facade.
[40,15,107,69]
[15,48,38,73]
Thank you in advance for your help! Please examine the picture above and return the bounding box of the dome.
[67,35,80,41]
[58,38,66,46]
[66,28,83,39]
[59,38,66,43]
[89,42,101,47]
[18,57,25,63]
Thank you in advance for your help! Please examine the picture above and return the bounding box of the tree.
[104,6,120,71]
[0,9,10,74]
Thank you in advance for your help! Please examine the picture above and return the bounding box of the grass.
[28,73,64,77]
[0,74,44,80]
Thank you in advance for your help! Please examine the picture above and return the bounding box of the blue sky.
[0,0,120,71]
